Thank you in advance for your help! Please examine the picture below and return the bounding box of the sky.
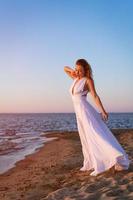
[0,0,132,113]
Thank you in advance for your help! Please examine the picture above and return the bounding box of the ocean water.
[0,112,133,174]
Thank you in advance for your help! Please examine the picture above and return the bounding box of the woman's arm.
[87,78,108,121]
[64,66,77,79]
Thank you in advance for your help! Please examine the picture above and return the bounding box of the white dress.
[69,76,131,176]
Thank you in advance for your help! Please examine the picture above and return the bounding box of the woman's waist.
[71,94,88,103]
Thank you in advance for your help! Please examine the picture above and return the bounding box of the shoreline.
[0,134,58,175]
[0,129,133,199]
[0,134,59,176]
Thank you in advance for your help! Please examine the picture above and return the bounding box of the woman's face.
[75,64,85,78]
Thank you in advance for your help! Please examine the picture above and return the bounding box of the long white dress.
[69,76,131,176]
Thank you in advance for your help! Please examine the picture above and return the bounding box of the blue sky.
[0,0,132,113]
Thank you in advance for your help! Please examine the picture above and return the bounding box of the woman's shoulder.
[85,76,94,82]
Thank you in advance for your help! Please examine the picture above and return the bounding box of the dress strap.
[81,77,88,95]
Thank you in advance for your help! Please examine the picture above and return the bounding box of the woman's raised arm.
[64,66,77,79]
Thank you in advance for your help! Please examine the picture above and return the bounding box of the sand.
[0,129,133,200]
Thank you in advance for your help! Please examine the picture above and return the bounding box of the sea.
[0,112,133,174]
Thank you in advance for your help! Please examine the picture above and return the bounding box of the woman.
[64,58,131,176]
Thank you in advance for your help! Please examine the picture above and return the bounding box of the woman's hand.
[71,70,78,78]
[101,111,108,121]
[64,66,77,79]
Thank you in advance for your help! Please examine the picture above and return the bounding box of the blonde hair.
[75,58,93,79]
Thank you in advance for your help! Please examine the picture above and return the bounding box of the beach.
[0,129,133,200]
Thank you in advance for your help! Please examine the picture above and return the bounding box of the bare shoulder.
[86,77,94,85]
[85,77,96,92]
